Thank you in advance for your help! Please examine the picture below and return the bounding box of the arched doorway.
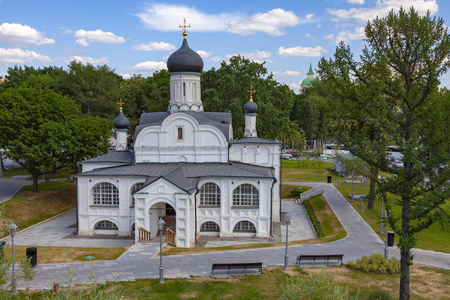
[149,202,176,239]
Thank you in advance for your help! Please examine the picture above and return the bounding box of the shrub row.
[347,254,400,274]
[303,199,324,238]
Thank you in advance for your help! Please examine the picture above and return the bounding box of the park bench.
[296,254,344,265]
[212,262,263,276]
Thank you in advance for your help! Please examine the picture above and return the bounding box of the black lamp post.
[158,218,166,284]
[337,162,341,187]
[7,223,18,296]
[283,213,292,270]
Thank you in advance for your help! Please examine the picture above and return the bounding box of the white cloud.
[305,33,315,39]
[328,0,438,23]
[0,48,52,64]
[65,56,108,64]
[211,56,224,62]
[347,0,365,4]
[132,61,167,71]
[278,46,327,57]
[288,82,301,91]
[0,23,55,46]
[334,26,365,43]
[226,51,272,63]
[136,4,304,36]
[324,34,334,40]
[131,41,175,51]
[228,9,301,36]
[196,50,212,58]
[273,70,301,76]
[74,29,125,47]
[121,74,131,79]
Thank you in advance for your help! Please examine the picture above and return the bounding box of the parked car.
[281,153,292,160]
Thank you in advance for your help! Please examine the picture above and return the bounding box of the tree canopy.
[319,7,450,299]
[0,86,111,192]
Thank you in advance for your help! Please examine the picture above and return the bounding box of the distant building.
[299,63,317,94]
[74,28,281,248]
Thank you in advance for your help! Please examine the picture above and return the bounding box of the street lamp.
[7,223,18,296]
[384,210,389,260]
[351,171,355,201]
[283,213,292,270]
[361,178,365,213]
[158,218,166,284]
[337,162,341,188]
[380,197,384,234]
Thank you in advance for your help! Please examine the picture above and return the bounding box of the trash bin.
[26,247,37,267]
[387,231,395,247]
[327,175,332,183]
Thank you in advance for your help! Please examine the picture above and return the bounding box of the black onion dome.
[167,39,203,73]
[114,111,129,129]
[243,100,258,114]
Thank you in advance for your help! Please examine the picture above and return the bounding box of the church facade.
[74,30,281,248]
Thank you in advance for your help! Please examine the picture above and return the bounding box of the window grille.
[233,221,256,232]
[95,220,118,230]
[232,184,259,206]
[130,182,144,206]
[177,127,183,140]
[200,221,220,232]
[200,183,221,206]
[92,182,119,205]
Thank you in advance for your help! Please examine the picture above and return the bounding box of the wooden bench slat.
[212,262,263,276]
[296,254,344,265]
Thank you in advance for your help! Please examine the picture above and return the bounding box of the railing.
[138,227,151,242]
[166,228,176,246]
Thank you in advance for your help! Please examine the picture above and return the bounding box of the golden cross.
[247,84,256,102]
[117,99,125,112]
[179,18,190,39]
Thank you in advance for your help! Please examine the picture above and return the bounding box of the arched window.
[200,221,220,232]
[233,221,256,232]
[130,182,144,207]
[233,184,259,206]
[200,183,221,206]
[95,220,118,230]
[177,127,183,140]
[92,182,119,206]
[183,82,186,96]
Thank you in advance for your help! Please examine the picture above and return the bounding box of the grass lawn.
[281,159,450,253]
[19,265,450,299]
[0,180,76,239]
[1,166,72,180]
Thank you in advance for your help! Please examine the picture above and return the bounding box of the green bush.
[347,254,400,274]
[303,199,324,237]
[367,287,394,300]
[289,188,303,198]
[279,269,356,300]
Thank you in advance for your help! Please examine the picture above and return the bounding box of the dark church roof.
[74,162,275,193]
[231,137,281,145]
[167,39,203,73]
[114,111,129,130]
[134,111,232,141]
[243,100,258,114]
[80,151,135,164]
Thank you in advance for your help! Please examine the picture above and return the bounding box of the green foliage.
[303,199,324,237]
[368,287,394,300]
[20,256,38,291]
[347,254,400,274]
[42,265,124,299]
[0,86,111,192]
[201,55,300,141]
[279,269,354,300]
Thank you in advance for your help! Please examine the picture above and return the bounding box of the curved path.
[14,182,450,290]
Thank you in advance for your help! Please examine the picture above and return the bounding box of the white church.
[74,28,281,248]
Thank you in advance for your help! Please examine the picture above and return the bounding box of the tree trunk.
[399,198,412,300]
[0,155,5,172]
[45,167,50,183]
[367,168,377,210]
[32,174,39,193]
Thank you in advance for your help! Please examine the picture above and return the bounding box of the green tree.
[60,61,122,118]
[202,55,297,140]
[319,8,450,299]
[0,87,111,192]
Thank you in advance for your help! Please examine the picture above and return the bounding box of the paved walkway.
[281,199,317,241]
[7,182,450,290]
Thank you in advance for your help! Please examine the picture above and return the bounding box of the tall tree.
[0,87,111,192]
[319,7,450,299]
[202,55,299,141]
[60,61,122,118]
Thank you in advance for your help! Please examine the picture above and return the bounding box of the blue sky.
[0,0,449,92]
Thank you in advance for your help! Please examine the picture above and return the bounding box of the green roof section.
[307,63,314,74]
[301,77,316,86]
